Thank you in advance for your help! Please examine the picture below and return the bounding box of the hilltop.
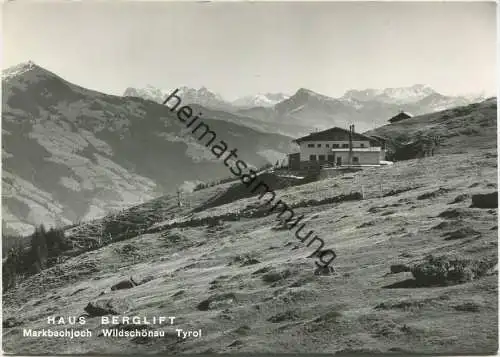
[366,97,497,160]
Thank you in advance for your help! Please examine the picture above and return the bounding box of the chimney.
[348,124,354,165]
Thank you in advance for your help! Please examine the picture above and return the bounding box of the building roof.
[389,111,413,123]
[294,126,375,143]
[367,134,387,143]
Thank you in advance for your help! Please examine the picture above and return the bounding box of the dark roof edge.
[294,126,376,143]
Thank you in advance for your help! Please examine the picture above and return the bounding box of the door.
[336,156,342,166]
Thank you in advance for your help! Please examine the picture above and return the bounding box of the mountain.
[414,92,473,112]
[123,83,487,138]
[124,86,313,137]
[232,93,290,108]
[239,87,372,131]
[274,87,358,124]
[341,84,437,104]
[176,86,232,111]
[240,86,487,134]
[124,86,289,109]
[122,85,167,104]
[123,85,233,111]
[2,62,297,235]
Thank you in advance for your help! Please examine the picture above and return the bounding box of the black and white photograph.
[1,1,498,355]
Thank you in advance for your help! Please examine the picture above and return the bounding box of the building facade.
[288,126,385,170]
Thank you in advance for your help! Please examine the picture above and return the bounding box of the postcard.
[2,1,497,355]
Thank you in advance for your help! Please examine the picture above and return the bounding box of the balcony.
[331,146,382,152]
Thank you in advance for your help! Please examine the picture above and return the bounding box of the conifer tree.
[31,224,48,272]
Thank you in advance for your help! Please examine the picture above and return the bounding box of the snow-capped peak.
[232,92,290,108]
[123,85,231,109]
[123,86,168,102]
[177,86,226,103]
[2,60,40,79]
[342,84,438,104]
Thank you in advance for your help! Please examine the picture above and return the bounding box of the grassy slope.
[3,148,498,354]
[365,98,497,157]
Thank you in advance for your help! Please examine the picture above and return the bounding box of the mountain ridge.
[124,82,485,134]
[2,62,296,235]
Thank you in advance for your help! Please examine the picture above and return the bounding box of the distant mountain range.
[1,61,489,235]
[123,86,290,110]
[342,84,437,104]
[123,85,234,111]
[124,84,485,134]
[2,62,296,235]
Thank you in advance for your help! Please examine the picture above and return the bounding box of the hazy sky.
[2,2,497,99]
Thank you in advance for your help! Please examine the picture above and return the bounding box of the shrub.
[410,255,494,286]
[386,132,441,161]
[193,163,273,192]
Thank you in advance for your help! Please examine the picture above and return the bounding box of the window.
[318,155,325,161]
[360,143,365,148]
[353,156,359,163]
[307,143,314,148]
[332,144,339,148]
[327,155,335,162]
[317,144,322,148]
[309,155,317,161]
[342,144,349,148]
[325,144,329,148]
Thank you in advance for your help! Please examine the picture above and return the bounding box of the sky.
[2,2,497,100]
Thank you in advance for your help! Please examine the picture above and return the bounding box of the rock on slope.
[2,62,296,234]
